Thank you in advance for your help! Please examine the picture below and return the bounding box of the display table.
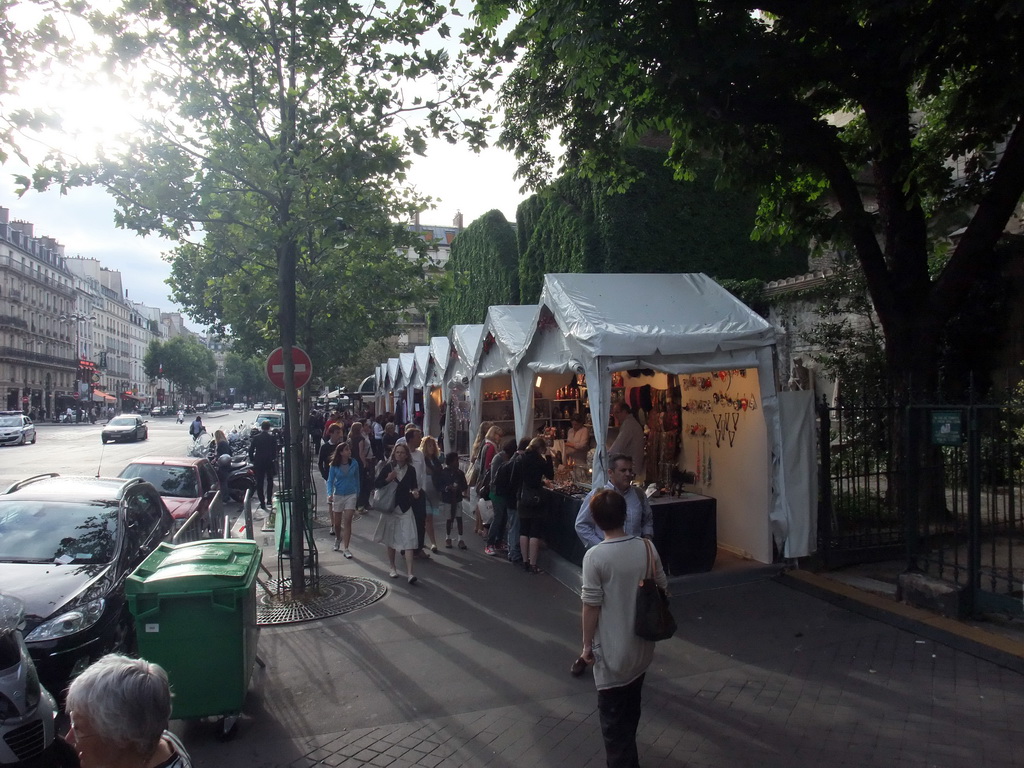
[649,493,717,575]
[542,489,717,574]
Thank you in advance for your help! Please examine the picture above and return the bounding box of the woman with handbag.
[580,489,668,768]
[371,442,422,584]
[517,436,554,573]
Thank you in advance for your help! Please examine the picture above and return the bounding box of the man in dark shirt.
[318,423,343,480]
[248,420,278,510]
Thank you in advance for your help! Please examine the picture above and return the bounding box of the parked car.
[100,415,148,444]
[273,403,285,412]
[0,474,174,697]
[250,411,284,433]
[150,406,165,417]
[118,456,225,537]
[0,411,36,446]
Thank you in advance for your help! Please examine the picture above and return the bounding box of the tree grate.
[257,574,387,626]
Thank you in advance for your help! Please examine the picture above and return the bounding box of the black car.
[0,474,174,697]
[101,415,149,443]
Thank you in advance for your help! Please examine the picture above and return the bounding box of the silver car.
[0,412,36,446]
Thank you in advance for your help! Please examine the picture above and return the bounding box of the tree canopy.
[473,0,1024,395]
[142,336,215,400]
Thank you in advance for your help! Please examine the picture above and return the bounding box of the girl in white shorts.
[327,442,361,556]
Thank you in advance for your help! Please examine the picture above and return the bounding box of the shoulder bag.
[371,464,398,513]
[634,538,677,641]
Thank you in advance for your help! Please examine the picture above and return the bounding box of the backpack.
[493,454,517,498]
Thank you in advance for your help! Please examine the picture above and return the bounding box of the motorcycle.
[218,453,256,504]
[0,595,75,767]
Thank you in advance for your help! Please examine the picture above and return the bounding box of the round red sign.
[265,346,312,390]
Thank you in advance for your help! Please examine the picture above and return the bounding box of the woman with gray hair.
[65,653,192,768]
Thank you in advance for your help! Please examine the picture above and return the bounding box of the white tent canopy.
[385,357,400,413]
[423,336,451,438]
[428,337,451,390]
[472,304,541,442]
[445,324,484,452]
[411,345,431,430]
[522,272,809,560]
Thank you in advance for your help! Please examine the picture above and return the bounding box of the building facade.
[0,208,81,417]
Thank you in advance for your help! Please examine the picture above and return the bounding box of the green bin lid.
[126,540,262,594]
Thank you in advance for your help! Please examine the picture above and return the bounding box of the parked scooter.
[0,595,75,767]
[218,453,256,504]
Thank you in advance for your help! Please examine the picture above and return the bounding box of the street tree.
[59,0,487,590]
[471,0,1024,399]
[143,336,216,401]
[222,352,273,404]
[0,0,72,167]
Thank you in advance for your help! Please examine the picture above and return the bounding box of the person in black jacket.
[248,421,278,510]
[516,436,554,573]
[319,424,343,480]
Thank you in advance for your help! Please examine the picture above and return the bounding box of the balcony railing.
[0,314,29,330]
[0,254,75,298]
[0,346,77,368]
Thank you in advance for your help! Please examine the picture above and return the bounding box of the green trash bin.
[126,540,262,722]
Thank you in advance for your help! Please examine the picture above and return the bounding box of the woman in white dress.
[372,442,422,584]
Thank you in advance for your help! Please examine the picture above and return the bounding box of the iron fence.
[818,390,1024,616]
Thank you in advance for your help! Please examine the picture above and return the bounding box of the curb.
[778,568,1024,675]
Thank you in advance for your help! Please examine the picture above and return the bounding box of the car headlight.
[25,598,106,642]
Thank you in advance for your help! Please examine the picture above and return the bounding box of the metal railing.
[818,389,1024,616]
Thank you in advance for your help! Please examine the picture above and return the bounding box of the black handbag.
[634,539,677,641]
[517,485,543,511]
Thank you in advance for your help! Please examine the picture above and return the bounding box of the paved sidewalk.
[178,498,1024,768]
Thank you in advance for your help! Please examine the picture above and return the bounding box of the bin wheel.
[216,715,239,741]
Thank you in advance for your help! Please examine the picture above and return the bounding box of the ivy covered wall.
[431,209,519,333]
[431,147,807,332]
[517,148,806,302]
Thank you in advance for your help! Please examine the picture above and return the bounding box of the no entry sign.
[266,346,312,390]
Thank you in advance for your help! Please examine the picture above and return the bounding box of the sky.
[1,2,531,328]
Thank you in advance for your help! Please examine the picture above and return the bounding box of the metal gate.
[819,392,1024,616]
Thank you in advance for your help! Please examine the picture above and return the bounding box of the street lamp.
[59,313,97,418]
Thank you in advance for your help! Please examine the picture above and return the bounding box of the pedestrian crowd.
[309,407,669,767]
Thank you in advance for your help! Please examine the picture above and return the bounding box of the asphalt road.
[0,409,252,490]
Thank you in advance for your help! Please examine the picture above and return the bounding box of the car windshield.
[109,417,136,427]
[0,416,22,427]
[119,465,198,497]
[255,414,283,427]
[0,500,118,564]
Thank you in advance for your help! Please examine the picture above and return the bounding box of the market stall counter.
[543,487,717,574]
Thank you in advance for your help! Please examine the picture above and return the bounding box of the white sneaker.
[332,540,340,551]
[343,550,353,559]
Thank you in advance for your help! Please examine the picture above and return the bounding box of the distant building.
[395,211,463,350]
[0,208,79,416]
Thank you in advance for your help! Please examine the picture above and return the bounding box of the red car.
[118,456,226,538]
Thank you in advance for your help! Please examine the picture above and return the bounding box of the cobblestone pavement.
[180,512,1024,768]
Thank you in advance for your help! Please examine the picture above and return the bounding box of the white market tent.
[444,324,484,453]
[411,344,431,430]
[423,336,451,438]
[385,357,400,414]
[516,272,813,562]
[470,304,541,443]
[395,352,415,424]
